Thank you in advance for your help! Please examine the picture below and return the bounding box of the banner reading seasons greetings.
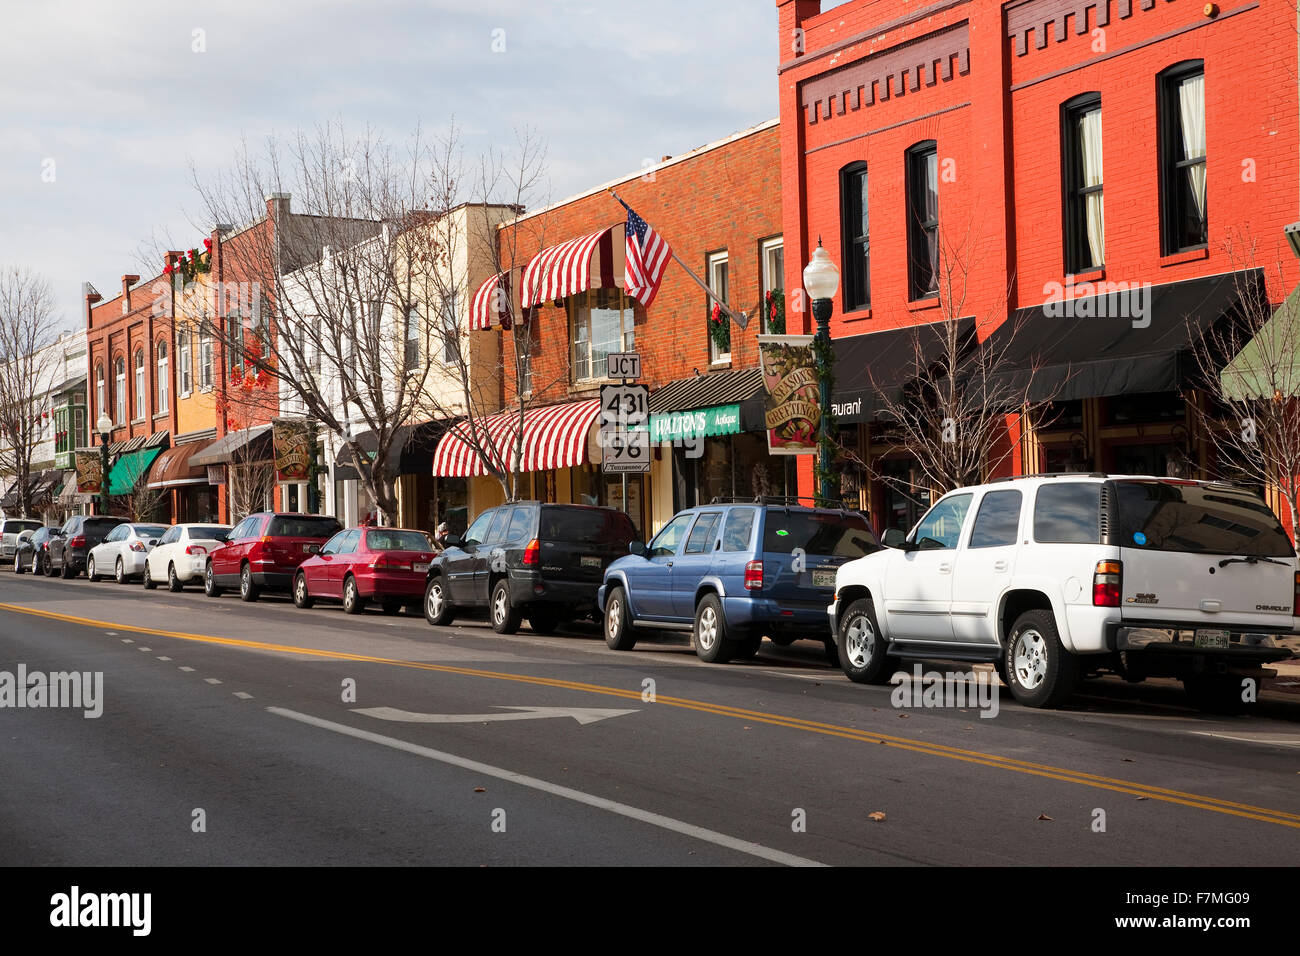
[758,334,821,455]
[272,419,313,483]
[74,451,103,495]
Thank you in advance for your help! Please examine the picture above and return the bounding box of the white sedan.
[88,523,171,583]
[143,523,232,591]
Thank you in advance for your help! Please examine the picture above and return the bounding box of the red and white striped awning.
[431,399,602,477]
[470,267,532,331]
[521,225,625,308]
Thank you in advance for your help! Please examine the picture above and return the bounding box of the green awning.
[1221,284,1300,400]
[107,447,164,496]
[649,404,742,442]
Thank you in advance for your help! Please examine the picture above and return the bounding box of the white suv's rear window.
[1114,481,1294,556]
[1033,483,1101,543]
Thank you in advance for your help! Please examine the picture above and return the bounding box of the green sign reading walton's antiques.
[648,404,742,443]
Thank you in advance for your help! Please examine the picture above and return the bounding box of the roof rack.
[990,472,1108,483]
[705,495,858,511]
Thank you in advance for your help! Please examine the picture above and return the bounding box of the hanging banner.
[758,334,821,455]
[75,450,104,495]
[273,419,313,483]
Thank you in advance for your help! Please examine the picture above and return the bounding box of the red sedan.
[293,527,435,615]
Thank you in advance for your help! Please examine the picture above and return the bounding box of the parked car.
[204,512,343,601]
[13,527,57,574]
[2,518,43,564]
[87,522,170,583]
[600,499,879,664]
[295,527,436,615]
[424,502,637,634]
[142,523,232,591]
[830,474,1300,712]
[47,515,121,579]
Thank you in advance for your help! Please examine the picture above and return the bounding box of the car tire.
[693,593,733,664]
[490,579,521,634]
[115,558,125,585]
[424,575,455,626]
[838,598,896,684]
[293,572,314,609]
[143,561,157,590]
[527,607,560,635]
[1003,609,1078,708]
[61,553,74,579]
[12,554,22,574]
[603,586,638,651]
[822,638,840,668]
[1183,673,1247,715]
[239,563,260,603]
[342,575,366,615]
[380,599,401,616]
[167,563,184,593]
[87,556,99,582]
[735,634,763,660]
[204,562,222,597]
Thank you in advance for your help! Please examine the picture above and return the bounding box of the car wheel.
[528,607,560,635]
[12,554,21,574]
[239,563,260,602]
[603,586,638,651]
[838,598,895,684]
[167,563,184,593]
[204,562,222,597]
[115,558,125,584]
[143,561,157,590]
[1004,609,1078,708]
[87,556,99,582]
[380,599,401,616]
[45,553,56,577]
[424,575,455,626]
[490,579,521,634]
[342,575,365,615]
[1183,673,1247,715]
[693,593,733,664]
[293,572,314,609]
[61,553,74,578]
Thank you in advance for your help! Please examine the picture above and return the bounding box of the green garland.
[765,289,786,335]
[709,303,731,353]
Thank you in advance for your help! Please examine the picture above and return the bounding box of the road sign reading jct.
[607,352,641,380]
[600,384,649,429]
[599,426,650,474]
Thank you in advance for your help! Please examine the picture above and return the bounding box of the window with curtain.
[156,340,168,414]
[95,365,105,423]
[840,162,870,311]
[1063,93,1104,273]
[439,294,460,365]
[178,331,192,395]
[906,143,939,299]
[114,357,125,424]
[199,332,213,389]
[133,348,145,419]
[1160,61,1206,253]
[570,287,634,381]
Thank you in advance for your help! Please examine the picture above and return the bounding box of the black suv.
[48,515,121,579]
[424,501,637,634]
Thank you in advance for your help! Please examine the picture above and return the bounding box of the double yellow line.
[5,600,1300,830]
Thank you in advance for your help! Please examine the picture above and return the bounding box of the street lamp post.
[802,239,841,506]
[96,414,112,517]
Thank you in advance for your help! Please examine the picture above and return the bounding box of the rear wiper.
[1217,555,1291,568]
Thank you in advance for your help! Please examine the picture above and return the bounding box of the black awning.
[985,269,1262,402]
[334,421,444,482]
[648,367,767,432]
[830,318,978,423]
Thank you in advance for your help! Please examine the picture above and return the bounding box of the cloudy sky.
[0,0,806,333]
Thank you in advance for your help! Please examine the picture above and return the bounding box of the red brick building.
[435,120,785,535]
[778,0,1300,532]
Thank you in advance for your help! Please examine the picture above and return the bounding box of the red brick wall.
[495,122,782,406]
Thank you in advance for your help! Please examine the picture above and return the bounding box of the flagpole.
[609,188,748,327]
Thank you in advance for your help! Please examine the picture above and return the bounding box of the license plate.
[1194,629,1230,650]
[413,562,429,573]
[812,569,836,588]
[581,556,601,568]
[304,544,319,553]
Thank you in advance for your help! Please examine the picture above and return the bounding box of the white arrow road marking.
[270,707,825,867]
[353,705,639,725]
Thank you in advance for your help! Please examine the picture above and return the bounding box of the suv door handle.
[666,561,673,568]
[938,561,952,574]
[993,560,1008,572]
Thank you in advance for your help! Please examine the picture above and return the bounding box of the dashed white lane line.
[178,666,194,673]
[271,707,826,868]
[157,656,171,661]
[138,647,151,652]
[121,638,133,643]
[204,678,222,685]
[233,692,253,700]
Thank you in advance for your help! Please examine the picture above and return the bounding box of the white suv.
[829,475,1300,711]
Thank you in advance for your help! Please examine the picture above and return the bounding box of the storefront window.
[434,476,468,535]
[604,474,644,538]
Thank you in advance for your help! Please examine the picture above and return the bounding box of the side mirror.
[882,528,908,549]
[147,539,159,548]
[629,541,647,557]
[445,534,464,548]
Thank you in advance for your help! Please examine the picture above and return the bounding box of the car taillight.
[186,545,207,556]
[1093,560,1121,607]
[69,535,85,549]
[129,541,146,552]
[744,560,763,591]
[522,539,540,567]
[370,554,411,570]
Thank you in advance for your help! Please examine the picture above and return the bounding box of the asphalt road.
[2,570,1299,866]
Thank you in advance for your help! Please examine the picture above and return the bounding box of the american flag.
[620,199,672,309]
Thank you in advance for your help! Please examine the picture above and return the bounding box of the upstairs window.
[1159,61,1206,253]
[133,348,145,420]
[840,163,869,311]
[906,143,939,299]
[114,357,125,424]
[156,340,168,414]
[570,287,634,382]
[178,331,192,396]
[1062,93,1104,273]
[706,251,729,364]
[95,364,105,423]
[760,237,784,333]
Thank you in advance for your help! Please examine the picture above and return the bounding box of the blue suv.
[598,499,880,665]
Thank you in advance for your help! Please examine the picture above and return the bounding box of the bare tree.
[844,222,1066,502]
[0,267,60,518]
[1185,248,1300,538]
